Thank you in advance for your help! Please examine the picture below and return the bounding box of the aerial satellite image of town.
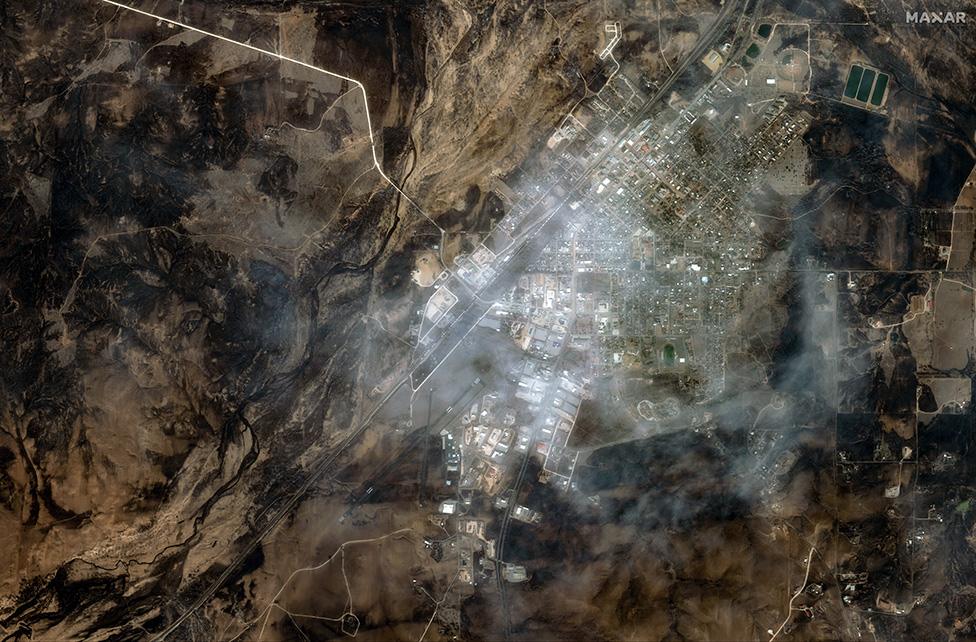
[1,0,975,640]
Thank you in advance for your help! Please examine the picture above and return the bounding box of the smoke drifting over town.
[1,0,975,640]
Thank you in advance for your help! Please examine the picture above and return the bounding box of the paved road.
[494,360,568,640]
[411,205,570,389]
[341,380,486,519]
[412,0,744,392]
[152,2,742,638]
[151,374,412,640]
[489,2,744,638]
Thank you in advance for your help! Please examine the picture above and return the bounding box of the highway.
[410,204,569,390]
[153,365,481,640]
[418,388,435,507]
[340,379,486,519]
[412,0,744,392]
[493,409,542,640]
[575,0,744,185]
[145,0,743,638]
[150,375,412,641]
[489,2,744,638]
[493,350,570,641]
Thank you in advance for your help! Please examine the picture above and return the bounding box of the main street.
[148,1,744,638]
[411,0,743,395]
[494,349,573,640]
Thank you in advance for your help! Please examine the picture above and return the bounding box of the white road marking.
[97,0,445,234]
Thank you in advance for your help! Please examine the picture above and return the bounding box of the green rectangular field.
[870,73,889,106]
[844,65,864,98]
[856,68,876,102]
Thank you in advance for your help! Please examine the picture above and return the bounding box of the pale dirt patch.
[411,251,444,287]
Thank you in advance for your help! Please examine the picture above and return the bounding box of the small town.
[413,18,816,594]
